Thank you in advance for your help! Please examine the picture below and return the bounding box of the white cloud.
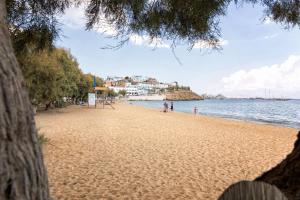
[263,33,278,39]
[60,6,167,47]
[219,39,229,46]
[129,35,229,49]
[60,6,118,36]
[129,34,170,48]
[263,16,274,25]
[194,39,229,49]
[60,6,228,49]
[221,55,300,98]
[148,0,159,3]
[60,6,86,29]
[92,17,118,36]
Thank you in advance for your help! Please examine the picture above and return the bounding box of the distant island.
[105,76,203,101]
[248,97,291,101]
[200,94,292,101]
[201,93,227,100]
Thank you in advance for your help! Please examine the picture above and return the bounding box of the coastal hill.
[105,75,204,101]
[166,90,203,101]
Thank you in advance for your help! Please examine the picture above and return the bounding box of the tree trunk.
[256,131,300,200]
[218,180,288,200]
[0,1,50,199]
[45,102,51,111]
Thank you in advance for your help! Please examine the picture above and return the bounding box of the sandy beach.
[36,103,298,200]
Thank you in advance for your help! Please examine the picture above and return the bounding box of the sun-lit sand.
[36,103,297,200]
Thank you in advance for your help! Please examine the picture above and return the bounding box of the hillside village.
[105,76,171,96]
[104,75,203,100]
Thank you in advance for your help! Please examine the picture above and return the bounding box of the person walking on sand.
[163,101,169,113]
[194,106,198,114]
[170,101,174,111]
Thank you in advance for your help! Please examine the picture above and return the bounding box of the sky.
[56,2,300,98]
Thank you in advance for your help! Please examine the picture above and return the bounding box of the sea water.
[130,99,300,128]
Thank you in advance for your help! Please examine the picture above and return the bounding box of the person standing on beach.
[170,101,174,111]
[163,101,169,112]
[194,106,198,114]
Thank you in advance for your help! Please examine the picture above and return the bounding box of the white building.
[109,86,148,96]
[156,83,169,89]
[108,86,125,93]
[167,81,178,87]
[131,75,147,82]
[137,83,155,90]
[106,76,123,82]
[107,76,171,96]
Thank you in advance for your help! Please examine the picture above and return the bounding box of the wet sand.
[36,103,297,199]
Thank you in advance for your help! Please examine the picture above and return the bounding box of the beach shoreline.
[36,103,297,199]
[127,101,297,129]
[128,99,300,129]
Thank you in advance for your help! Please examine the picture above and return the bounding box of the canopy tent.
[94,86,108,91]
[94,87,115,109]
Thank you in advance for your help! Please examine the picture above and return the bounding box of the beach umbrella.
[93,75,97,88]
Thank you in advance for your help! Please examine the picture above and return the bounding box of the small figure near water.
[194,106,198,115]
[170,101,174,111]
[163,101,169,113]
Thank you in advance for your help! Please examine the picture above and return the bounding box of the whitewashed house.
[131,75,147,82]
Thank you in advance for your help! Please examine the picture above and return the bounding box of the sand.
[35,103,298,200]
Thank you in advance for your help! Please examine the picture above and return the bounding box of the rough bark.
[0,1,50,199]
[256,131,300,200]
[218,180,288,200]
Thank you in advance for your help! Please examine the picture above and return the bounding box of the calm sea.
[129,99,300,128]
